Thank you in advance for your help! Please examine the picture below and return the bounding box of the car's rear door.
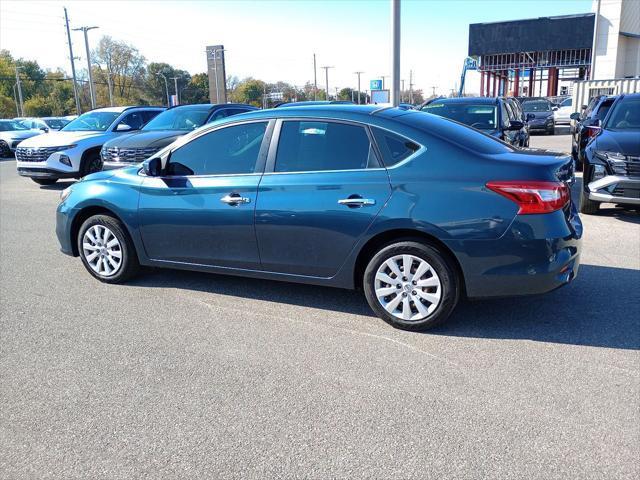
[138,120,272,268]
[254,119,392,277]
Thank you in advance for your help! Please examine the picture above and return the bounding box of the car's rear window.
[401,111,515,155]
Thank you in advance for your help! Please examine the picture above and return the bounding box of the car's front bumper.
[102,160,137,171]
[56,203,77,256]
[450,207,582,298]
[587,175,640,205]
[17,166,76,179]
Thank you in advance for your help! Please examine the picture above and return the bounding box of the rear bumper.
[449,207,583,298]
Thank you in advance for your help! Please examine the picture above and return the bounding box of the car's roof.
[165,103,257,111]
[87,106,164,113]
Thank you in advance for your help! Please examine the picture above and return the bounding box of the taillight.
[486,181,570,214]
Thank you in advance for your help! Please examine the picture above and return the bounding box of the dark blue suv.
[56,105,582,331]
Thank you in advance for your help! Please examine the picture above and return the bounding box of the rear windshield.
[421,102,498,131]
[0,120,28,131]
[403,111,515,155]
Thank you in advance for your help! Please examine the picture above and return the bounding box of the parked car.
[419,97,527,147]
[0,119,43,157]
[521,99,555,135]
[275,101,354,108]
[504,97,530,147]
[15,106,164,185]
[570,95,617,168]
[553,97,573,124]
[18,117,70,132]
[56,105,581,331]
[581,93,640,214]
[100,103,257,170]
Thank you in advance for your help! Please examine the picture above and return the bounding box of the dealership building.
[470,0,639,97]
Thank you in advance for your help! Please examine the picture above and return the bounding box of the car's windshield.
[44,118,69,129]
[560,98,572,107]
[0,120,29,131]
[143,107,210,131]
[604,97,640,130]
[522,101,551,112]
[62,111,120,131]
[421,102,498,130]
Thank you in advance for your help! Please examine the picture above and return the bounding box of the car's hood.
[18,130,107,147]
[0,129,42,141]
[82,165,141,184]
[103,130,187,149]
[595,130,640,157]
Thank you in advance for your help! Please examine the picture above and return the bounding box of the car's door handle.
[338,197,376,207]
[221,193,251,205]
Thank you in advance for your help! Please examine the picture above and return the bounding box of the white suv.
[16,106,163,185]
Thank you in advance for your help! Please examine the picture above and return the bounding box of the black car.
[505,97,530,147]
[101,103,258,170]
[581,93,640,214]
[570,95,617,168]
[520,98,555,135]
[419,97,527,147]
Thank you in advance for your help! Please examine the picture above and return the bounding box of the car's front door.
[255,119,392,277]
[138,120,271,268]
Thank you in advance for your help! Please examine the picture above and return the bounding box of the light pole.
[380,75,389,90]
[321,66,333,100]
[354,71,364,104]
[313,53,318,100]
[73,26,99,109]
[390,0,401,106]
[156,72,170,107]
[170,76,180,105]
[63,7,81,114]
[14,66,24,116]
[12,83,20,116]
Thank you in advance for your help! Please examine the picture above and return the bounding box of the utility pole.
[105,70,114,106]
[313,53,318,100]
[170,76,180,105]
[14,66,24,116]
[380,75,389,89]
[156,72,170,107]
[401,79,405,102]
[321,66,333,101]
[12,84,20,116]
[354,71,364,104]
[73,26,98,109]
[390,0,401,106]
[409,69,414,104]
[64,7,81,114]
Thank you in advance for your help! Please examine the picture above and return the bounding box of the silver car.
[0,120,43,157]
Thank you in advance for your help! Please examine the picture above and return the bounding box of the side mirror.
[569,112,581,120]
[40,126,49,132]
[116,123,133,132]
[552,106,559,111]
[581,105,587,110]
[506,120,524,131]
[526,113,535,121]
[142,157,162,176]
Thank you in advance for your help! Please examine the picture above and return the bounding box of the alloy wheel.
[374,254,442,321]
[82,225,122,277]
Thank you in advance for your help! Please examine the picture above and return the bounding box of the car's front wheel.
[0,140,11,158]
[363,241,460,331]
[580,188,600,214]
[78,214,139,283]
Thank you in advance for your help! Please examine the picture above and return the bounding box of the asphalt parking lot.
[1,132,639,479]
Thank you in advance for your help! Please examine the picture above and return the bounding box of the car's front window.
[45,118,69,129]
[0,120,28,131]
[560,98,572,107]
[422,102,498,130]
[62,111,121,131]
[604,97,640,130]
[522,101,550,112]
[143,108,211,131]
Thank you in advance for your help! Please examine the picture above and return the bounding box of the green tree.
[229,78,266,107]
[181,73,209,104]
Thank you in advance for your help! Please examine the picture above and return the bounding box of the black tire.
[546,126,555,135]
[80,151,103,177]
[0,141,11,158]
[77,214,139,283]
[32,178,58,186]
[363,240,460,331]
[580,188,600,214]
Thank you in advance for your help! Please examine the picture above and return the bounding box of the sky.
[1,0,593,96]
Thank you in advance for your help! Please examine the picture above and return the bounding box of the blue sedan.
[56,105,582,330]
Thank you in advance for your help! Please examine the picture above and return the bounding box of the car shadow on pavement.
[133,263,639,350]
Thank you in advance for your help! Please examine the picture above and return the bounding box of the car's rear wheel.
[363,241,459,331]
[78,214,139,283]
[0,140,11,158]
[580,189,600,214]
[31,178,57,186]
